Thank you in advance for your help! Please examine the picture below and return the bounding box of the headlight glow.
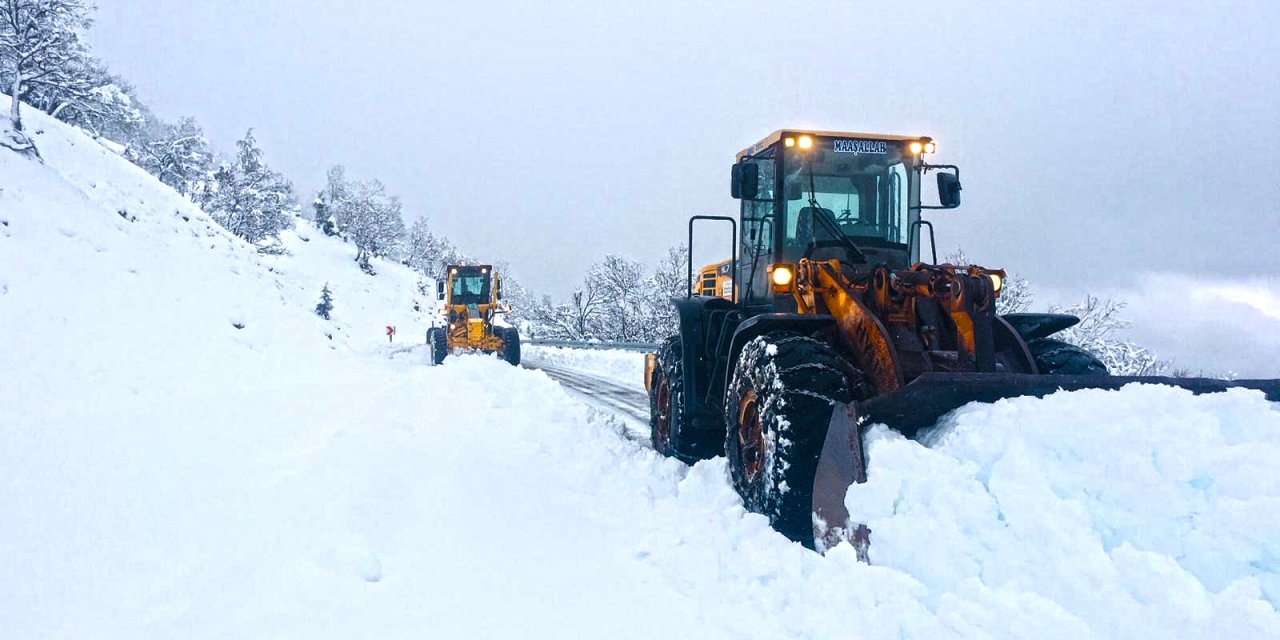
[771,265,794,287]
[909,141,924,154]
[989,273,1003,293]
[797,135,814,150]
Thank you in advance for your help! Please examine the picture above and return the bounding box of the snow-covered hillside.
[2,102,1278,639]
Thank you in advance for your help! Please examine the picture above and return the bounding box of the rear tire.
[1028,338,1107,375]
[498,327,521,366]
[427,327,448,365]
[650,335,720,462]
[725,332,856,547]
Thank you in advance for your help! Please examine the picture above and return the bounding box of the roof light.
[784,137,796,148]
[797,135,814,150]
[924,142,937,154]
[909,141,924,154]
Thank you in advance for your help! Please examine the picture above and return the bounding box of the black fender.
[1001,313,1080,341]
[993,315,1038,374]
[672,295,736,429]
[718,313,839,398]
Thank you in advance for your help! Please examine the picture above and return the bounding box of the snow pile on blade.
[848,384,1280,637]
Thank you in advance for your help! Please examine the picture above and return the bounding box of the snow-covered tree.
[196,129,297,248]
[1049,295,1170,376]
[642,244,690,340]
[541,283,602,340]
[315,283,333,319]
[0,0,94,132]
[523,246,691,341]
[590,254,648,341]
[125,117,213,196]
[315,165,407,268]
[403,217,466,279]
[23,54,144,140]
[344,179,405,266]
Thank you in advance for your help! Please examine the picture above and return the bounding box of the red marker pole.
[386,325,396,343]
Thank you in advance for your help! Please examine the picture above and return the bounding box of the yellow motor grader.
[696,259,734,299]
[426,264,520,366]
[646,128,1280,553]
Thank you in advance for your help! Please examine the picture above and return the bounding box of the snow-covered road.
[524,356,651,433]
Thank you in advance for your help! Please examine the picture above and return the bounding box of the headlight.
[771,265,794,286]
[988,273,1003,293]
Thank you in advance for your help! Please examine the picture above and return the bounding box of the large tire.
[499,327,521,366]
[650,335,721,462]
[1027,337,1107,375]
[725,332,858,547]
[427,327,448,365]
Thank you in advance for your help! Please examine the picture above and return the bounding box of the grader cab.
[696,259,734,300]
[647,129,1280,553]
[426,264,520,366]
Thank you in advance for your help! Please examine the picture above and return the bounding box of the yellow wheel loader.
[646,129,1280,553]
[426,264,520,366]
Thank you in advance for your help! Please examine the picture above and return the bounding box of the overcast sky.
[86,1,1280,371]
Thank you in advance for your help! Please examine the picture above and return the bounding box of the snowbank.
[849,384,1280,637]
[524,345,647,388]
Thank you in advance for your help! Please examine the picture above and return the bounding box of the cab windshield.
[781,137,912,262]
[451,273,490,303]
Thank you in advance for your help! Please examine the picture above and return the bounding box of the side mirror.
[937,172,962,208]
[496,278,503,300]
[436,280,445,301]
[731,163,759,200]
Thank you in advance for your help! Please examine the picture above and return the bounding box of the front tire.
[725,332,856,547]
[498,327,521,366]
[427,327,448,365]
[1028,337,1107,375]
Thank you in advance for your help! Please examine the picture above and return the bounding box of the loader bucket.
[812,373,1280,553]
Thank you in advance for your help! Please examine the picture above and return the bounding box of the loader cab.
[731,130,956,306]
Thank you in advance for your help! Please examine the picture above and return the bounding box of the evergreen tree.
[312,165,346,236]
[315,283,334,319]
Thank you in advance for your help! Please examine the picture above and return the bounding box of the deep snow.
[2,99,1278,638]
